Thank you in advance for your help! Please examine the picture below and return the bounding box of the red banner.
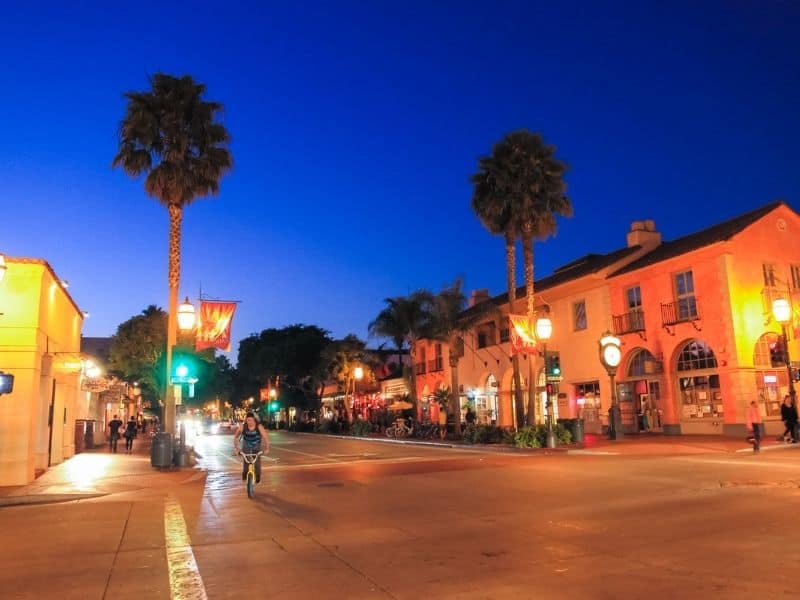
[509,314,538,355]
[195,301,238,352]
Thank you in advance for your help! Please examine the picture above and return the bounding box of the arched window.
[627,349,659,377]
[753,333,780,368]
[677,340,717,371]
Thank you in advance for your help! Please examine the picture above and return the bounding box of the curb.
[734,442,800,454]
[0,493,107,508]
[289,431,572,454]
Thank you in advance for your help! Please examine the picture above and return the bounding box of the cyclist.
[233,412,270,484]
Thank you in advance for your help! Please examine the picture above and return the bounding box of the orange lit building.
[415,200,800,437]
[0,257,85,485]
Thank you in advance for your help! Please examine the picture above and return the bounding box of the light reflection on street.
[63,454,112,490]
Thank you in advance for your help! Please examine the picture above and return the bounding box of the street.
[1,432,799,599]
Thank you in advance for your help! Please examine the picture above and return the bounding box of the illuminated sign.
[763,374,778,384]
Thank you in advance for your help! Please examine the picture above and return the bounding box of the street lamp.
[535,317,556,448]
[353,366,364,421]
[177,297,196,332]
[772,298,796,402]
[599,331,623,440]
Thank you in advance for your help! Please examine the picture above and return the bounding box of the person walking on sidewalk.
[746,401,762,453]
[123,417,137,453]
[108,415,123,453]
[780,396,798,443]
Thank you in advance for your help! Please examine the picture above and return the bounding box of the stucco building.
[415,200,800,437]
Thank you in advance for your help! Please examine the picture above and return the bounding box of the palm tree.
[428,279,492,436]
[369,291,435,418]
[471,146,526,428]
[502,131,572,424]
[113,73,232,435]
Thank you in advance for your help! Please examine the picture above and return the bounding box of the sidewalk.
[0,433,205,507]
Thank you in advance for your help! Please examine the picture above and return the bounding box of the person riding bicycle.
[233,412,270,484]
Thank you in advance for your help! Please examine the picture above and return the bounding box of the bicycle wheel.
[246,470,255,498]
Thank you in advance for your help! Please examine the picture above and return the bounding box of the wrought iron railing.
[427,357,443,372]
[414,362,427,375]
[612,310,645,335]
[661,297,699,327]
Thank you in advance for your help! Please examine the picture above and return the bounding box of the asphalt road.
[2,431,799,600]
[185,432,800,599]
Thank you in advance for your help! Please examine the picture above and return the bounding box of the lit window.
[573,300,587,331]
[674,271,698,321]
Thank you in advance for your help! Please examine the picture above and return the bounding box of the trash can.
[572,418,585,443]
[151,432,173,468]
[84,420,96,449]
[74,420,87,453]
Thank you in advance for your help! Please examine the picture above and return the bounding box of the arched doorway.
[618,349,663,432]
[753,332,787,418]
[472,374,499,424]
[675,339,722,427]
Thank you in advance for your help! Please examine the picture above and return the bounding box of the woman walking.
[124,417,137,453]
[746,400,762,453]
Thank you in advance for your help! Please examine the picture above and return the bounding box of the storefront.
[618,348,664,433]
[459,375,500,424]
[753,332,789,419]
[675,339,723,434]
[574,381,602,433]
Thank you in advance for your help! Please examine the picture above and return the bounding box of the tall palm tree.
[504,131,572,424]
[369,291,435,418]
[428,279,492,436]
[113,73,232,434]
[471,147,526,428]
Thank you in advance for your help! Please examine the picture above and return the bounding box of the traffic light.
[770,339,787,367]
[546,353,561,377]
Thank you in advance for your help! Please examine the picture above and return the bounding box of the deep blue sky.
[1,1,799,357]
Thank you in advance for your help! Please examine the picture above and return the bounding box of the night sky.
[2,1,798,356]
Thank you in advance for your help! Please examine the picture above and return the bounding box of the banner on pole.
[509,314,538,355]
[196,301,238,352]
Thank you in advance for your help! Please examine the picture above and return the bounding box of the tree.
[471,142,525,428]
[323,334,374,422]
[113,73,233,433]
[108,305,167,407]
[502,131,572,424]
[369,291,435,418]
[427,279,491,436]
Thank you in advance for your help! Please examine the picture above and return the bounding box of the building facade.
[415,201,800,437]
[0,257,85,485]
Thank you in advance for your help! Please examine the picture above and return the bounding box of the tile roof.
[609,200,784,277]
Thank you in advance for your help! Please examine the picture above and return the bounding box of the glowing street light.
[536,317,556,448]
[177,297,196,332]
[772,298,796,401]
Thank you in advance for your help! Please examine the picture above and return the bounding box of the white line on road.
[164,495,207,600]
[269,445,344,463]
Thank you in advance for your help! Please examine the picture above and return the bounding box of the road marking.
[164,495,207,600]
[270,445,344,462]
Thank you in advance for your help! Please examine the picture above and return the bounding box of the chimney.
[626,219,661,249]
[469,288,490,307]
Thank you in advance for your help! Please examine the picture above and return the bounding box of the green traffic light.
[175,364,189,377]
[270,402,279,411]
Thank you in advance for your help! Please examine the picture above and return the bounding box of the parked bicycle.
[413,422,439,440]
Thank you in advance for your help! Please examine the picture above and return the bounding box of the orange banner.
[196,301,238,352]
[509,314,538,355]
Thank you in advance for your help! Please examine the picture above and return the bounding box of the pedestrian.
[124,416,137,453]
[465,406,476,425]
[438,405,448,440]
[780,395,798,443]
[108,414,123,453]
[745,400,762,453]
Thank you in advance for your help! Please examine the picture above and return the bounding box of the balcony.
[427,357,444,372]
[612,310,646,339]
[660,297,701,335]
[414,362,427,375]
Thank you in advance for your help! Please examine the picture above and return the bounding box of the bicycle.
[386,420,413,439]
[237,450,263,498]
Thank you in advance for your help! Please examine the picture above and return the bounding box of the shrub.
[351,419,373,437]
[462,424,505,444]
[315,418,334,434]
[513,424,573,447]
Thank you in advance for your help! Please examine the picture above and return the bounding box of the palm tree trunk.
[164,203,183,437]
[523,231,537,426]
[409,339,419,420]
[449,353,461,437]
[506,231,525,430]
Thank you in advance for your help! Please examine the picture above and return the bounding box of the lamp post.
[353,366,364,421]
[772,298,796,402]
[599,331,623,440]
[0,254,6,283]
[269,388,277,427]
[536,317,556,448]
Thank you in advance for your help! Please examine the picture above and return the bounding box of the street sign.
[170,376,198,384]
[546,375,563,383]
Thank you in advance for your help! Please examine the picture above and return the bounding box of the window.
[676,339,717,371]
[763,263,777,287]
[499,328,510,343]
[674,270,698,320]
[627,349,659,377]
[626,286,642,311]
[477,332,488,349]
[476,322,496,348]
[434,343,443,371]
[791,265,800,290]
[573,300,587,330]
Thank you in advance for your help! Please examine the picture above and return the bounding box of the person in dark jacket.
[124,417,137,453]
[108,415,123,453]
[780,395,798,443]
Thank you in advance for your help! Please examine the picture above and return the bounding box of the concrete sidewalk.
[0,433,205,507]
